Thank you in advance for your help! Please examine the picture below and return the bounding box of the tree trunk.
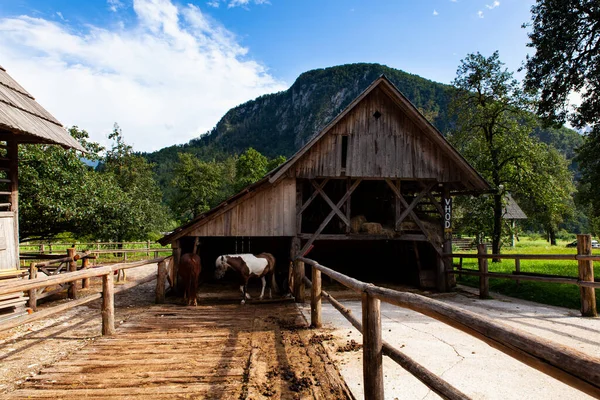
[549,228,557,246]
[492,193,502,262]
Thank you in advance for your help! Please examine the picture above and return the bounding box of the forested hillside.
[144,63,582,190]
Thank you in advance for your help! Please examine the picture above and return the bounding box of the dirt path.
[1,267,351,399]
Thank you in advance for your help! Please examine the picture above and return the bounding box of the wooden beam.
[101,273,115,336]
[311,180,350,227]
[298,179,362,257]
[297,233,428,241]
[297,178,329,217]
[311,266,322,328]
[8,139,18,268]
[577,234,597,317]
[362,292,384,400]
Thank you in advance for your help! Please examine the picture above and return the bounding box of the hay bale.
[382,227,396,238]
[350,215,367,233]
[362,222,383,234]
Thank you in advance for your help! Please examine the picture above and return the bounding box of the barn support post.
[311,266,322,328]
[156,259,167,304]
[28,263,37,312]
[362,291,384,400]
[291,237,305,302]
[101,272,115,336]
[440,185,452,291]
[8,138,19,268]
[82,257,90,289]
[478,244,489,299]
[67,248,78,299]
[172,240,181,291]
[577,234,597,317]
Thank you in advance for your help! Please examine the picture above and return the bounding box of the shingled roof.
[503,193,527,220]
[0,65,85,151]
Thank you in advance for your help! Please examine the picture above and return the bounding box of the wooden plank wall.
[190,178,296,237]
[294,86,464,182]
[0,211,17,270]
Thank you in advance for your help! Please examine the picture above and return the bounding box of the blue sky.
[0,0,536,151]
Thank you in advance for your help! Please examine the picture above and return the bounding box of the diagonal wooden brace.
[298,179,362,258]
[311,180,351,227]
[297,178,330,217]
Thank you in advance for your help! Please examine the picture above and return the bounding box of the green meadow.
[454,237,600,310]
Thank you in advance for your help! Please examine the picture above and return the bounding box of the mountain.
[144,63,582,182]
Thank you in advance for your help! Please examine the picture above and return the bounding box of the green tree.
[96,124,169,241]
[523,0,599,130]
[234,148,268,192]
[523,1,599,231]
[170,153,226,222]
[450,52,565,254]
[19,127,106,241]
[516,145,575,244]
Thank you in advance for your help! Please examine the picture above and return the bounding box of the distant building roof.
[503,193,527,220]
[0,64,85,151]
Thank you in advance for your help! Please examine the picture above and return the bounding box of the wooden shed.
[160,76,490,296]
[0,64,84,317]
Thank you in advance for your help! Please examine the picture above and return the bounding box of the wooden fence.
[0,257,171,334]
[448,234,598,317]
[298,256,600,400]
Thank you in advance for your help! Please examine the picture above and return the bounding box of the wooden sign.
[444,198,452,233]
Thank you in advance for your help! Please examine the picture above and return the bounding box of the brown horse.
[215,253,278,304]
[179,253,201,306]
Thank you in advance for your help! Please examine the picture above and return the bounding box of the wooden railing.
[299,256,600,400]
[447,234,598,317]
[0,257,171,335]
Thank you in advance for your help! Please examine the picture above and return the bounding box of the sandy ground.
[0,267,352,399]
[0,264,159,394]
[298,286,600,400]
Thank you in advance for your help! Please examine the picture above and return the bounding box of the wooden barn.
[0,64,85,317]
[160,76,490,297]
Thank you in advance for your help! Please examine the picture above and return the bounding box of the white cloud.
[0,0,285,152]
[478,10,484,18]
[450,0,457,2]
[433,9,439,16]
[486,1,500,10]
[107,0,125,12]
[208,0,270,8]
[56,12,66,21]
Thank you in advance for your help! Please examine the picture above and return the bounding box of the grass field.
[454,237,600,310]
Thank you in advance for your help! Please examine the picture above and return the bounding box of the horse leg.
[259,276,266,300]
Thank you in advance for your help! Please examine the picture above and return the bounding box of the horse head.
[214,255,228,279]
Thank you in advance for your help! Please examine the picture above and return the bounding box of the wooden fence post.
[28,263,37,312]
[67,248,78,299]
[478,244,489,299]
[362,291,384,400]
[82,257,90,289]
[294,259,305,302]
[577,234,597,317]
[311,266,322,328]
[147,240,150,257]
[102,273,115,336]
[515,258,521,288]
[156,260,167,304]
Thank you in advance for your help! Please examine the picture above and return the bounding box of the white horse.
[215,253,278,304]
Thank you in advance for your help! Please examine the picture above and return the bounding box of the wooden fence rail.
[0,257,171,335]
[298,256,600,399]
[446,234,598,317]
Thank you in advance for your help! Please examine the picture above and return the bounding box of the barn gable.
[269,76,488,191]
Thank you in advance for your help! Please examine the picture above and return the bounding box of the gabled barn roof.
[503,193,527,220]
[0,65,85,151]
[159,75,491,245]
